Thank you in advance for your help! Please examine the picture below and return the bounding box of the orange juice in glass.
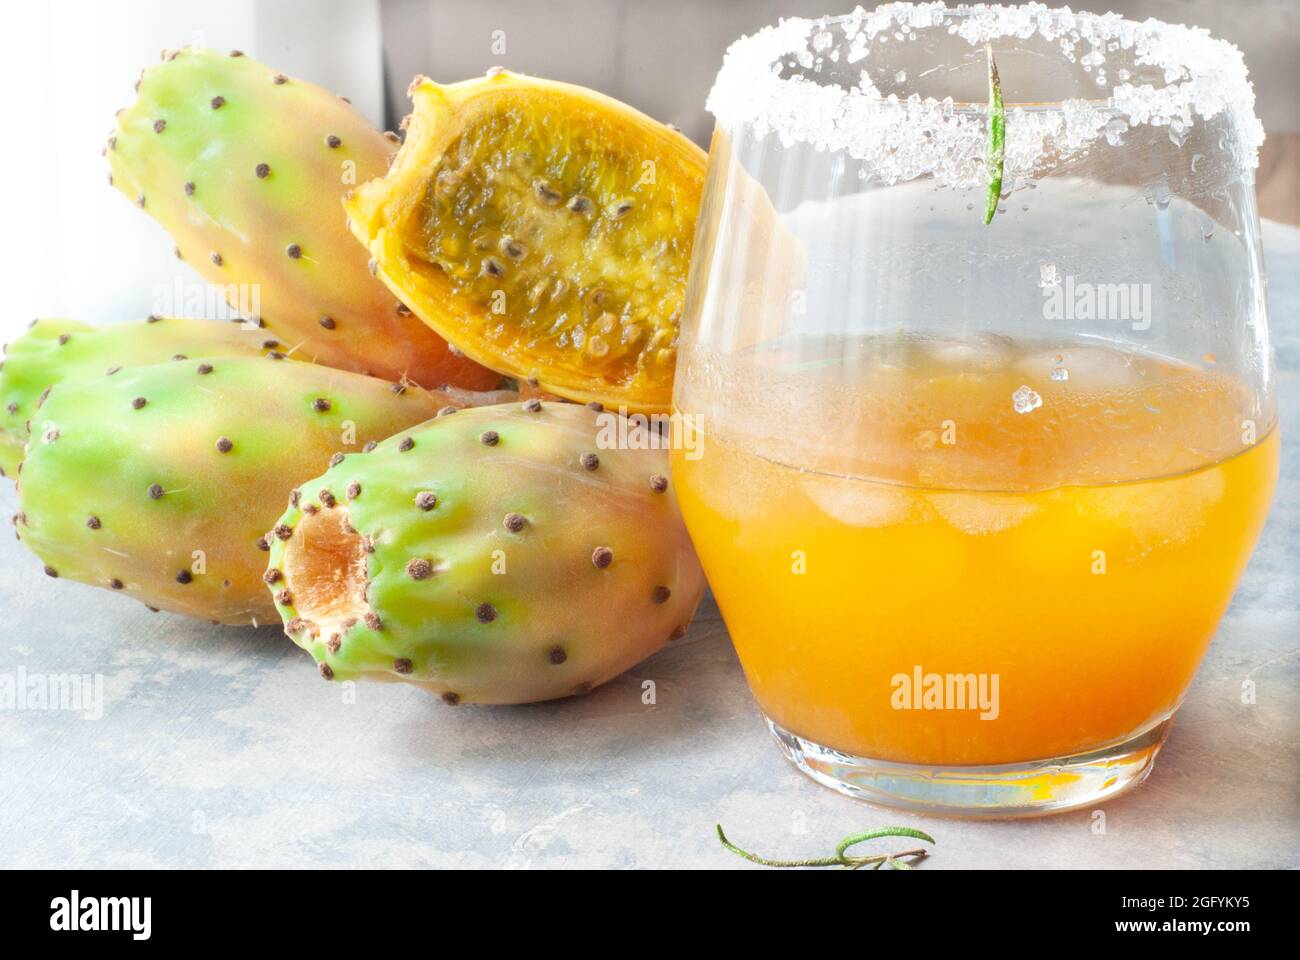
[674,6,1279,814]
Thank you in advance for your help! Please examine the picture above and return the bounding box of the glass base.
[765,714,1173,818]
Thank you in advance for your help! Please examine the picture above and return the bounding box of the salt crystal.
[705,2,1264,193]
[1012,385,1043,414]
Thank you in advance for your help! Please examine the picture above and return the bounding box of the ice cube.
[803,473,917,528]
[928,493,1038,535]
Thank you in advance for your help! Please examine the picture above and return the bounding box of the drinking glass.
[672,4,1278,816]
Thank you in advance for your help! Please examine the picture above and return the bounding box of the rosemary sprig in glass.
[983,43,1005,225]
[716,824,935,870]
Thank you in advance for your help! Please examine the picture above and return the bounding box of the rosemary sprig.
[716,823,936,870]
[983,43,1005,225]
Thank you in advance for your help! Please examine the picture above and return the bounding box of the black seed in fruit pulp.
[319,316,336,329]
[346,482,361,500]
[197,363,213,374]
[44,566,58,578]
[286,243,302,259]
[650,474,668,493]
[523,398,542,412]
[276,590,292,606]
[398,437,414,452]
[312,398,331,412]
[274,523,293,540]
[263,568,282,584]
[329,453,345,467]
[176,570,193,584]
[211,251,223,266]
[256,537,270,552]
[319,663,334,681]
[504,513,526,532]
[363,441,378,453]
[210,95,225,109]
[415,491,438,511]
[580,453,599,471]
[652,586,671,604]
[549,646,567,665]
[184,181,195,195]
[591,547,613,569]
[272,73,287,85]
[437,406,456,417]
[669,625,688,641]
[364,612,382,631]
[255,162,270,178]
[393,658,413,674]
[148,483,164,500]
[109,578,124,590]
[326,636,341,654]
[319,489,336,508]
[57,334,70,345]
[153,119,166,133]
[587,401,604,412]
[475,602,497,623]
[326,134,341,148]
[407,558,433,580]
[216,437,233,453]
[442,692,460,706]
[479,430,499,446]
[86,516,101,530]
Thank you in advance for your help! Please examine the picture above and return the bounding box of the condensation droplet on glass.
[1050,367,1069,381]
[1190,153,1204,173]
[895,69,907,83]
[1012,385,1042,414]
[1105,117,1127,146]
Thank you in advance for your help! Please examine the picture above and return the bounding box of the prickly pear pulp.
[108,46,500,391]
[16,357,470,625]
[0,316,282,479]
[267,401,706,703]
[344,71,707,414]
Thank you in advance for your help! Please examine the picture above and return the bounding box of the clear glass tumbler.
[671,4,1279,816]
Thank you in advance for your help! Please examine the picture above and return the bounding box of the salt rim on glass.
[705,2,1265,191]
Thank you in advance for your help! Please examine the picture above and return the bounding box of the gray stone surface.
[0,224,1296,870]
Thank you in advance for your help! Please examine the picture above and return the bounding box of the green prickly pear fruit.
[1,316,282,479]
[107,46,499,390]
[16,357,507,625]
[266,401,705,703]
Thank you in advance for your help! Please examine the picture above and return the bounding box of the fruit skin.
[107,46,500,390]
[266,401,705,703]
[0,316,283,479]
[15,357,508,626]
[344,71,707,414]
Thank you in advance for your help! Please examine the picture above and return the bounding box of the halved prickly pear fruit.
[345,71,707,413]
[267,401,705,703]
[16,357,511,625]
[108,46,500,390]
[0,316,283,479]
